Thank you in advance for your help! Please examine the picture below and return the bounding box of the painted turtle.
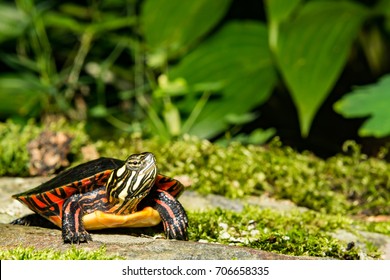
[11,152,188,243]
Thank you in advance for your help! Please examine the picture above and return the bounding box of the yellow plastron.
[82,207,161,230]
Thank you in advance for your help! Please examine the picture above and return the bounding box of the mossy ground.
[0,245,123,260]
[188,207,388,259]
[0,120,389,259]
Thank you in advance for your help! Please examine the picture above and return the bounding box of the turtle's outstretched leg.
[151,175,188,240]
[10,213,57,229]
[62,194,92,243]
[62,187,108,243]
[153,189,188,240]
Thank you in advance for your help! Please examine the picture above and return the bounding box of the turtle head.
[106,152,157,214]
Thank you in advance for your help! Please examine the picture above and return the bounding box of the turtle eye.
[127,160,141,170]
[125,152,156,171]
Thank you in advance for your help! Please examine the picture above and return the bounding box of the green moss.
[187,206,381,259]
[0,119,39,176]
[95,136,390,216]
[355,220,390,236]
[0,245,123,260]
[0,119,90,176]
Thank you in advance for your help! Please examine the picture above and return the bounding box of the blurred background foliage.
[1,0,390,156]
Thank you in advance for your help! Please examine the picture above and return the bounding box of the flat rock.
[0,224,311,260]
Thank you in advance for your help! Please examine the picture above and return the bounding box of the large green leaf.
[275,1,368,137]
[264,0,302,51]
[334,75,390,137]
[141,0,232,60]
[169,21,276,138]
[265,0,301,23]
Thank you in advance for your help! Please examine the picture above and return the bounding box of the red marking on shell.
[45,192,62,204]
[29,195,47,209]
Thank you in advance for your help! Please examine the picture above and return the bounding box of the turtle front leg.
[62,188,110,243]
[62,193,93,243]
[62,188,109,243]
[154,190,188,240]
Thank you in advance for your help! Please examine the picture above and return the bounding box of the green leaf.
[334,74,390,137]
[217,128,276,146]
[225,112,258,125]
[141,0,232,60]
[44,12,136,35]
[59,3,94,19]
[275,1,368,137]
[163,103,181,136]
[169,21,276,138]
[246,128,276,144]
[265,0,302,23]
[0,4,29,43]
[43,11,86,33]
[264,0,302,51]
[89,105,109,118]
[153,75,188,97]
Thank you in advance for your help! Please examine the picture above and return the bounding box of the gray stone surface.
[332,229,390,260]
[0,223,312,260]
[0,177,48,223]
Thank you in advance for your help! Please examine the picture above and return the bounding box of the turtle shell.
[12,157,124,227]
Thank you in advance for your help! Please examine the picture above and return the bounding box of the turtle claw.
[163,223,188,241]
[154,190,189,241]
[63,230,92,244]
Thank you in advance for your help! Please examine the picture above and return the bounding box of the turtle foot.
[163,220,189,241]
[10,214,57,229]
[154,190,189,241]
[11,216,35,226]
[62,229,92,244]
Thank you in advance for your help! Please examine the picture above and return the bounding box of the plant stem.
[64,31,94,100]
[133,40,169,139]
[181,91,211,134]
